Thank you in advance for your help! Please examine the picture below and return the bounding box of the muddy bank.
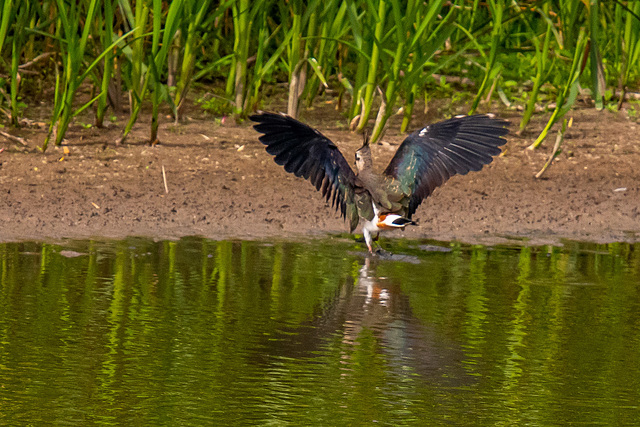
[1,105,639,246]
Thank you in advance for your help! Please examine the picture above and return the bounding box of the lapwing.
[250,112,509,253]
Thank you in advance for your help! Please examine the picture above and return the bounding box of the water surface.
[1,237,639,425]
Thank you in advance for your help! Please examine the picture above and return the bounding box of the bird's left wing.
[250,112,361,231]
[383,114,509,218]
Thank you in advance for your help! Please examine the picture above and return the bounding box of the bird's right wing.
[250,112,361,231]
[383,114,509,218]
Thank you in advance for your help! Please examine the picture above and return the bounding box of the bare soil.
[1,102,639,246]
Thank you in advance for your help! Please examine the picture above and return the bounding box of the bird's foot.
[373,247,391,258]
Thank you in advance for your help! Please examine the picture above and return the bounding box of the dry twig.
[19,52,55,70]
[162,164,169,194]
[0,130,28,146]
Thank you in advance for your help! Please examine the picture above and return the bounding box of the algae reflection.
[0,238,639,425]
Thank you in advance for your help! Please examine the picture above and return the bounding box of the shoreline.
[1,107,638,246]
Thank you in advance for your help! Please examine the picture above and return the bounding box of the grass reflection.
[0,238,639,425]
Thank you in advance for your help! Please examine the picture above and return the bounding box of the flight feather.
[250,112,361,231]
[383,114,509,218]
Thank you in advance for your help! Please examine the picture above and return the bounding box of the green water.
[0,237,639,425]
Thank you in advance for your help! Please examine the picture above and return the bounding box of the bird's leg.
[363,228,374,253]
[364,229,389,256]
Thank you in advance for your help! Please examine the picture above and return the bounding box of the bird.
[250,112,509,253]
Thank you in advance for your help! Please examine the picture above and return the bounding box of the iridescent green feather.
[384,115,509,218]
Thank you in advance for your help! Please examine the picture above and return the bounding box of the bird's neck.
[356,158,374,174]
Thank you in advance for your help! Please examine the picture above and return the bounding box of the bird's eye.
[355,154,360,161]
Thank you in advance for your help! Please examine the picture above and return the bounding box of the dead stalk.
[535,122,566,179]
[162,164,169,194]
[0,130,28,146]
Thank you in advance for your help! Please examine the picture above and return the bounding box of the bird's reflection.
[341,257,394,345]
[255,256,470,386]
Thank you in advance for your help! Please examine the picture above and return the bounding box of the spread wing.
[383,114,509,218]
[250,112,361,231]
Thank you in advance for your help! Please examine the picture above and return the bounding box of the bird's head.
[355,131,373,173]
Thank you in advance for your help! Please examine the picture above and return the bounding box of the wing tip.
[249,110,288,124]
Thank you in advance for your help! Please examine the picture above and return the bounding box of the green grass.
[0,0,638,151]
